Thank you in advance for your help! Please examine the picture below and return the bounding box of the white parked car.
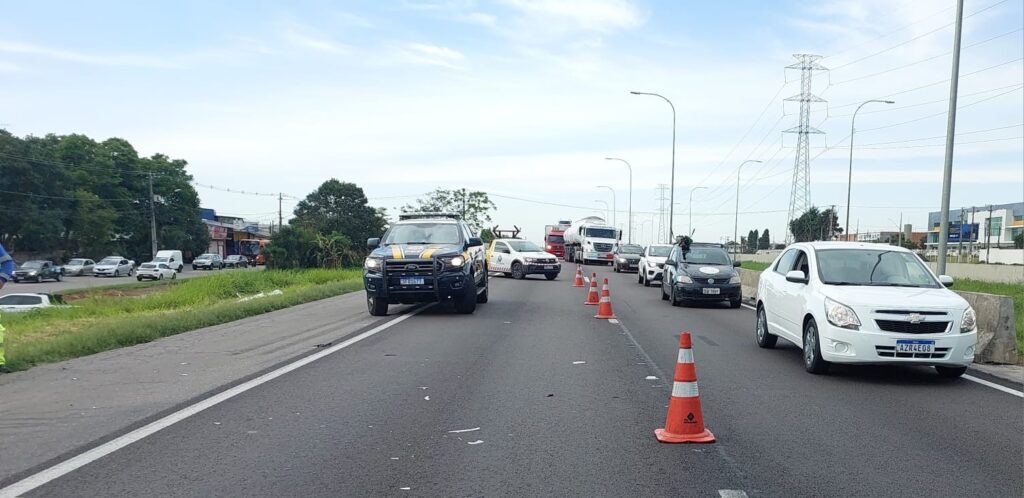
[0,293,58,313]
[94,256,135,277]
[638,244,673,287]
[755,242,977,377]
[487,238,560,280]
[136,262,177,281]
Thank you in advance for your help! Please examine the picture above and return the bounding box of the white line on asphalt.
[0,307,428,498]
[719,490,749,498]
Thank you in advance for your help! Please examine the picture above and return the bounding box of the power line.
[0,188,138,202]
[857,135,1022,149]
[853,123,1023,146]
[823,3,957,61]
[829,82,1024,117]
[0,151,157,175]
[191,181,299,199]
[857,86,1023,133]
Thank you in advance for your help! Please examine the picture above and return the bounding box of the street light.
[596,185,616,229]
[733,159,763,255]
[594,200,610,221]
[638,219,653,246]
[631,91,676,243]
[604,158,632,243]
[688,186,708,238]
[845,99,895,240]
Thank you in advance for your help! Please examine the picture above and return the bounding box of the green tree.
[265,226,318,269]
[758,229,770,250]
[402,188,496,231]
[746,229,758,253]
[292,179,386,248]
[789,206,843,242]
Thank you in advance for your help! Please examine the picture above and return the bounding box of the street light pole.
[734,160,762,255]
[596,185,617,232]
[937,0,965,276]
[604,158,632,243]
[689,186,707,239]
[594,200,610,221]
[631,91,676,243]
[148,173,158,259]
[845,99,895,238]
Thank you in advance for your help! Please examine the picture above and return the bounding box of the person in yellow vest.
[0,242,13,372]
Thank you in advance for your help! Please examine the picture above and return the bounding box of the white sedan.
[638,244,673,287]
[136,262,177,281]
[755,242,977,378]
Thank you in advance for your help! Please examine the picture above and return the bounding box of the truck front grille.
[593,243,613,252]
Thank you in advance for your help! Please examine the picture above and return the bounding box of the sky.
[2,0,1022,245]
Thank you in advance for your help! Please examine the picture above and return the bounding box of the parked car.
[638,244,673,287]
[486,238,560,280]
[0,293,59,312]
[153,250,184,273]
[192,253,223,270]
[660,242,742,308]
[94,256,135,277]
[223,255,249,268]
[755,242,977,377]
[136,262,177,281]
[12,260,63,283]
[63,258,96,276]
[612,244,644,273]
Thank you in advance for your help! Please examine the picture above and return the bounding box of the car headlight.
[618,257,627,262]
[440,255,465,270]
[825,297,860,330]
[960,307,976,333]
[729,275,741,284]
[28,270,37,275]
[676,275,693,284]
[363,257,382,272]
[524,257,537,263]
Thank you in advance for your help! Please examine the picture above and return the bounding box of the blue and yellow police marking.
[391,246,404,259]
[420,245,446,259]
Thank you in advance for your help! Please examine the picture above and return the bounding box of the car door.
[662,246,681,294]
[492,242,509,273]
[761,249,797,340]
[774,248,810,342]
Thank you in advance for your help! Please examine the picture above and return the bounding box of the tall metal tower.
[655,183,669,243]
[783,54,827,243]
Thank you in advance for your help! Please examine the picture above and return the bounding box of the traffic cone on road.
[655,332,715,443]
[572,265,585,288]
[594,278,617,319]
[584,273,600,305]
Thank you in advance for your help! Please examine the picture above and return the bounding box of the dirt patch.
[61,285,171,302]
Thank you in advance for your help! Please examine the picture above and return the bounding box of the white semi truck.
[563,216,621,265]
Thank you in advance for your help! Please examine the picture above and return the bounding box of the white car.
[0,293,58,313]
[487,238,560,280]
[755,242,977,377]
[94,256,135,277]
[638,244,673,287]
[137,262,177,281]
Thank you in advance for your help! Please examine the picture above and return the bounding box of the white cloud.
[0,60,20,72]
[402,43,467,69]
[282,25,353,54]
[497,0,645,33]
[0,40,179,68]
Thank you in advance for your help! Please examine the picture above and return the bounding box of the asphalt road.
[0,266,260,297]
[8,265,1023,497]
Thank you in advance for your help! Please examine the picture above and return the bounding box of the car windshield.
[680,247,732,265]
[197,254,215,259]
[585,227,617,239]
[617,244,643,254]
[507,240,542,252]
[68,259,88,265]
[817,249,940,288]
[546,234,564,243]
[227,256,241,260]
[383,223,462,245]
[100,258,120,264]
[0,295,43,305]
[22,261,44,269]
[153,257,169,263]
[647,246,673,257]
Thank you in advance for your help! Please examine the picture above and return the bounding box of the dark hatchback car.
[660,242,742,308]
[223,255,250,268]
[612,244,643,273]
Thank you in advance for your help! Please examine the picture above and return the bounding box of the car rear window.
[0,295,43,305]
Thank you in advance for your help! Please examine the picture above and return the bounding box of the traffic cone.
[584,273,600,305]
[572,265,585,288]
[655,332,715,443]
[594,278,617,319]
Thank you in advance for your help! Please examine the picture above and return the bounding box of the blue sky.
[2,0,1022,244]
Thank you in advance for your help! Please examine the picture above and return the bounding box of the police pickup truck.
[363,213,489,316]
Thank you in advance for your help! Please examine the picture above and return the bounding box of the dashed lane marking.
[719,490,750,498]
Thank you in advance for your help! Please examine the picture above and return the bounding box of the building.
[925,202,1023,252]
[200,208,272,256]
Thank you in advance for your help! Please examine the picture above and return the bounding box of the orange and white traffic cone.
[572,265,585,288]
[584,273,600,305]
[655,332,715,443]
[594,278,617,319]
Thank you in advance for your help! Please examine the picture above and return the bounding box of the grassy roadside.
[2,268,363,371]
[740,261,770,272]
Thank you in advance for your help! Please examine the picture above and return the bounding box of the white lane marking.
[645,375,658,380]
[719,490,749,498]
[467,440,484,445]
[572,361,586,365]
[738,304,1024,398]
[423,396,430,401]
[447,427,480,433]
[741,303,756,311]
[963,375,1024,398]
[0,307,428,498]
[608,318,619,324]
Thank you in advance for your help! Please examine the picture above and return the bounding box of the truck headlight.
[960,307,976,333]
[441,255,465,270]
[364,258,382,273]
[825,297,860,330]
[676,275,693,284]
[728,275,741,284]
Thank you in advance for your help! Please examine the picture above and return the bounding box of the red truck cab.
[545,229,566,258]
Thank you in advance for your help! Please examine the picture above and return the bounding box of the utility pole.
[936,0,965,276]
[783,54,827,243]
[630,91,677,243]
[278,193,283,233]
[957,208,965,263]
[985,204,994,262]
[898,212,903,247]
[829,204,836,240]
[148,173,158,259]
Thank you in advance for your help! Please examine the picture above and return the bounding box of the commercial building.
[924,202,1023,252]
[200,208,271,256]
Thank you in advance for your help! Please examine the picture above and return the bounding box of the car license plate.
[400,277,425,286]
[702,288,720,295]
[544,265,555,270]
[896,340,934,354]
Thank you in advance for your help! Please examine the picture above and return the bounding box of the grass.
[740,261,771,272]
[2,268,363,371]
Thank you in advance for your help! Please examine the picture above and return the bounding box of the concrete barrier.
[735,268,1018,364]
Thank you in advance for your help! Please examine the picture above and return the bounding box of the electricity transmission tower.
[783,54,827,243]
[655,183,669,243]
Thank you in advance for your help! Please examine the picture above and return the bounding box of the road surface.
[0,266,260,297]
[2,266,1021,497]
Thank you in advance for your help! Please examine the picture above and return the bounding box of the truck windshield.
[508,240,542,252]
[585,227,617,239]
[546,234,564,243]
[816,249,939,288]
[680,247,731,265]
[383,223,462,245]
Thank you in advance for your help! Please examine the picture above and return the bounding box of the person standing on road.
[0,242,14,372]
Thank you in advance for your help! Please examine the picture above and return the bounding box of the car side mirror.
[664,259,676,266]
[733,261,741,267]
[785,270,808,284]
[938,275,954,287]
[467,237,483,248]
[367,238,380,250]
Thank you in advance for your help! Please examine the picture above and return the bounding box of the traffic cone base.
[655,427,715,444]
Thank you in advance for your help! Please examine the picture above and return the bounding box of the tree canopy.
[789,206,843,242]
[292,179,386,246]
[402,188,496,231]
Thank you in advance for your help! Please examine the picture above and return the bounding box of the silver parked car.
[63,258,96,276]
[93,256,135,277]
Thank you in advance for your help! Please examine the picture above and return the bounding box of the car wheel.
[367,293,388,316]
[755,305,778,349]
[670,287,683,307]
[661,282,669,301]
[454,278,477,314]
[171,272,177,280]
[114,270,120,277]
[511,262,525,280]
[729,297,741,308]
[476,272,489,303]
[637,271,643,285]
[935,365,968,378]
[802,318,830,374]
[55,273,62,282]
[137,277,143,282]
[545,273,557,281]
[158,274,164,280]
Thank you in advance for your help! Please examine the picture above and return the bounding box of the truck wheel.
[511,262,525,280]
[367,293,388,316]
[545,273,557,281]
[455,279,477,314]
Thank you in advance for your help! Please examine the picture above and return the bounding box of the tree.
[746,229,758,253]
[265,226,318,269]
[758,229,770,250]
[402,188,496,231]
[292,179,386,249]
[789,206,843,243]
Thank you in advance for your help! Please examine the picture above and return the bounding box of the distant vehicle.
[612,244,644,273]
[661,242,742,308]
[192,253,224,270]
[137,262,177,281]
[63,258,96,276]
[487,238,560,280]
[0,293,59,312]
[223,255,250,268]
[153,250,184,272]
[562,216,621,265]
[94,256,135,277]
[12,260,63,283]
[755,242,977,378]
[638,244,673,287]
[543,221,570,259]
[238,239,268,265]
[364,212,488,316]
